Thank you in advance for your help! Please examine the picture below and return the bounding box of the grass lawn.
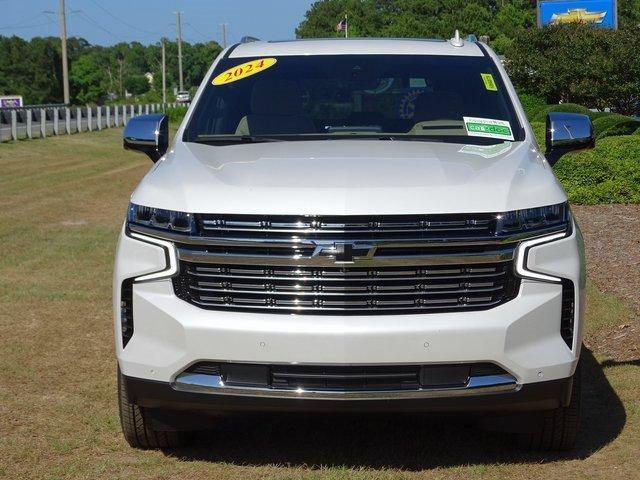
[1,129,638,479]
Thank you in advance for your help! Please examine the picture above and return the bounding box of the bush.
[519,93,547,119]
[531,103,592,122]
[164,106,188,125]
[592,113,640,139]
[588,111,613,121]
[554,135,640,204]
[529,121,546,147]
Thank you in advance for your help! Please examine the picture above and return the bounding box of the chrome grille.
[172,262,519,314]
[129,212,525,315]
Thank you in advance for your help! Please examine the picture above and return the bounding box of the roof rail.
[240,36,260,43]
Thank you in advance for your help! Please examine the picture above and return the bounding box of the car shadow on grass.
[165,348,625,470]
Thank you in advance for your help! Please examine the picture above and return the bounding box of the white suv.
[115,37,593,451]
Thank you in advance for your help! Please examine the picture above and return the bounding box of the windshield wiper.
[194,135,284,145]
[377,136,445,143]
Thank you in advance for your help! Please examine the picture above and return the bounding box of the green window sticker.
[463,116,514,141]
[481,73,498,91]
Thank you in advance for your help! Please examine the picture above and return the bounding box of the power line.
[86,0,167,37]
[0,20,57,30]
[0,12,56,29]
[72,10,122,41]
[184,22,211,41]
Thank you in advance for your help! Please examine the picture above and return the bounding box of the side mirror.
[545,112,595,166]
[123,114,169,162]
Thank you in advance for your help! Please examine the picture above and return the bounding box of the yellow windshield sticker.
[481,73,498,91]
[212,58,277,86]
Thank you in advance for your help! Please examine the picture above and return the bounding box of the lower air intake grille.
[120,279,134,348]
[183,362,509,391]
[271,364,421,390]
[173,262,520,314]
[561,279,576,349]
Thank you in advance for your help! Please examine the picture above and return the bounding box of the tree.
[0,36,63,104]
[506,25,640,114]
[296,0,536,53]
[0,35,221,104]
[124,75,150,96]
[70,47,111,104]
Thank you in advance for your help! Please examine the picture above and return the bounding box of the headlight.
[496,202,569,236]
[127,203,196,234]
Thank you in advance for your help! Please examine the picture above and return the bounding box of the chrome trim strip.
[188,285,504,296]
[176,248,515,267]
[129,224,568,249]
[189,298,503,311]
[201,219,493,233]
[172,373,518,400]
[187,271,507,282]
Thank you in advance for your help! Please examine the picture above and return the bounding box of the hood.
[130,139,567,215]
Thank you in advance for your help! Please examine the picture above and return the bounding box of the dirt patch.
[573,204,640,308]
[587,321,639,362]
[572,204,640,361]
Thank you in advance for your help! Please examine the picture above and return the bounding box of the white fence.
[0,103,184,142]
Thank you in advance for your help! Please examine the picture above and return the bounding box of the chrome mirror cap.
[123,114,169,162]
[545,112,595,166]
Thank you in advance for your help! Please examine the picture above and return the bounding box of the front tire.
[117,367,186,449]
[518,364,581,451]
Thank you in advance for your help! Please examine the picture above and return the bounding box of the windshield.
[183,54,523,145]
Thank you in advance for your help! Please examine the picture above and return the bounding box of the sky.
[0,0,317,46]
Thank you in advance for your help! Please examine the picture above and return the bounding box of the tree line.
[2,0,640,113]
[297,0,640,115]
[0,36,221,105]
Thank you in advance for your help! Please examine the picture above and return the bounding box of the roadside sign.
[538,0,618,29]
[0,96,23,108]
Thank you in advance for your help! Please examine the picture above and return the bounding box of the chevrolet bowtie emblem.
[550,8,607,25]
[312,241,377,263]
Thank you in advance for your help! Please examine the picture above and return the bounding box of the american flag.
[336,18,347,32]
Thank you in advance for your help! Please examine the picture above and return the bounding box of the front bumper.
[124,373,573,413]
[113,222,585,406]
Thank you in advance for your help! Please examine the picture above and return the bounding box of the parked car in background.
[116,36,594,451]
[176,91,191,103]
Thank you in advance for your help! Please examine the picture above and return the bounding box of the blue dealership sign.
[538,0,618,29]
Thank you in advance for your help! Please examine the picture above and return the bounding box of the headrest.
[250,79,304,116]
[414,91,464,121]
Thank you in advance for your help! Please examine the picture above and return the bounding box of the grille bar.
[173,261,518,314]
[189,285,504,296]
[177,247,515,267]
[201,216,494,236]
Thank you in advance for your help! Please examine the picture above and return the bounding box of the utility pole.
[220,23,228,48]
[161,39,166,105]
[175,12,184,92]
[116,52,124,99]
[58,0,70,104]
